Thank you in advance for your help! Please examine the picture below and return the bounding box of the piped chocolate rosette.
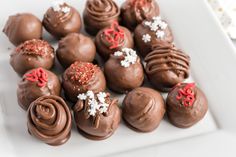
[144,44,190,92]
[83,0,120,35]
[166,83,208,128]
[73,91,121,140]
[121,0,160,30]
[27,95,72,146]
[95,21,134,60]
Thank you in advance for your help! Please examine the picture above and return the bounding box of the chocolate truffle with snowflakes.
[134,16,173,57]
[62,61,106,102]
[10,39,55,75]
[123,87,165,132]
[166,83,208,128]
[121,0,160,30]
[95,21,134,60]
[145,43,190,92]
[73,91,121,140]
[3,13,42,46]
[43,1,81,39]
[56,33,96,68]
[104,48,144,93]
[83,0,120,35]
[17,68,61,110]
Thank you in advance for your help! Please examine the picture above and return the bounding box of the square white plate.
[0,0,235,157]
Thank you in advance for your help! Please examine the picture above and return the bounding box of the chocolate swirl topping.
[145,45,190,77]
[27,95,72,146]
[86,0,120,22]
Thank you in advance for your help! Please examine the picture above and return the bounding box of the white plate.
[0,0,235,157]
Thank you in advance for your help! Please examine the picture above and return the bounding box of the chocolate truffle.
[74,91,121,140]
[43,1,81,39]
[145,44,190,92]
[83,0,120,35]
[17,68,61,110]
[121,0,160,30]
[56,33,96,68]
[134,16,173,57]
[27,95,72,146]
[123,87,165,132]
[62,61,106,102]
[95,21,134,60]
[104,48,144,93]
[10,39,54,75]
[166,83,208,128]
[3,13,42,46]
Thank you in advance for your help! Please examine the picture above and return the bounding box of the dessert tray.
[0,0,236,157]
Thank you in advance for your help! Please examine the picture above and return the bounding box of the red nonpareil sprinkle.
[25,68,48,87]
[176,83,195,107]
[15,39,52,56]
[103,21,125,49]
[67,61,98,85]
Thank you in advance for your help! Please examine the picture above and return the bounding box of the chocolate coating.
[121,0,160,30]
[145,44,190,92]
[134,18,173,57]
[3,13,42,46]
[104,49,144,93]
[62,61,106,102]
[95,23,134,60]
[17,68,61,110]
[43,2,81,39]
[10,39,55,75]
[166,83,208,128]
[74,92,121,140]
[123,87,165,132]
[83,0,120,35]
[56,33,96,68]
[27,95,72,146]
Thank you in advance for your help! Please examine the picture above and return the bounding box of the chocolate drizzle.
[145,45,190,77]
[27,95,72,146]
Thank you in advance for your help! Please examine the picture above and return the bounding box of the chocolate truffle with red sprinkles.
[10,39,55,75]
[62,61,106,102]
[166,83,208,128]
[17,67,61,110]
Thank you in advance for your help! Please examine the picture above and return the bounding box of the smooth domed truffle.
[123,87,165,132]
[74,91,121,140]
[62,61,106,102]
[3,13,42,46]
[145,44,190,92]
[95,21,134,60]
[166,83,208,128]
[83,0,120,35]
[121,0,160,30]
[27,95,72,146]
[104,48,144,93]
[17,68,61,110]
[43,1,81,39]
[56,33,96,68]
[134,16,173,57]
[10,39,55,75]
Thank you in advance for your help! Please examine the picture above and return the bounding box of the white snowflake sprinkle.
[121,60,130,68]
[115,48,138,68]
[142,34,151,43]
[77,93,87,100]
[86,90,94,99]
[61,6,70,13]
[158,21,168,30]
[52,0,64,12]
[99,103,109,113]
[150,23,159,31]
[97,92,107,103]
[114,51,123,57]
[156,30,165,39]
[152,16,161,22]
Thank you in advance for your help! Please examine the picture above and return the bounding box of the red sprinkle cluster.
[176,83,196,107]
[104,21,125,49]
[68,61,97,85]
[25,68,48,87]
[16,39,52,56]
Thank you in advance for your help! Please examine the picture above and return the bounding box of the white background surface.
[0,0,236,157]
